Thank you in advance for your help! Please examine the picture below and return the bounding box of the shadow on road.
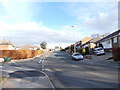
[9,70,45,78]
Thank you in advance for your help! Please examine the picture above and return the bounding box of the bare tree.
[91,34,101,39]
[101,32,110,38]
[91,32,110,39]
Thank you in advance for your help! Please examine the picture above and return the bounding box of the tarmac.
[0,52,119,89]
[2,71,54,88]
[0,53,55,89]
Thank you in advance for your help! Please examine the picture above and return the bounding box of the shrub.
[0,50,43,60]
[112,46,120,61]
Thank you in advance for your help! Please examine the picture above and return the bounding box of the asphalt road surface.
[1,53,54,88]
[1,51,118,88]
[44,51,118,88]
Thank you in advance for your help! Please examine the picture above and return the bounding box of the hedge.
[0,50,43,60]
[112,46,120,61]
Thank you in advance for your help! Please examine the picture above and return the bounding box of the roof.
[90,37,101,43]
[81,37,91,44]
[95,29,120,43]
[81,37,101,46]
[21,44,40,49]
[21,44,34,49]
[0,40,15,46]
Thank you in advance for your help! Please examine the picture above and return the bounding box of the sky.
[0,0,118,49]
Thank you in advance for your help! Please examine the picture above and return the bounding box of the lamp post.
[71,26,76,53]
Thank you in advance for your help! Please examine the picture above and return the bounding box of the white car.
[94,47,105,55]
[72,53,83,61]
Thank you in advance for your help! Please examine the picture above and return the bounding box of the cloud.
[0,21,82,48]
[0,1,42,23]
[63,2,118,34]
[0,1,118,48]
[83,10,118,33]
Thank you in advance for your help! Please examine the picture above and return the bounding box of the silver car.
[72,53,83,61]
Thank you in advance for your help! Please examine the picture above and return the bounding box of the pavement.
[0,52,54,88]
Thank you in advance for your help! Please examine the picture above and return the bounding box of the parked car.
[94,47,105,56]
[72,52,83,61]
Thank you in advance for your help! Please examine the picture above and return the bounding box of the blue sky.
[35,2,75,29]
[0,0,118,48]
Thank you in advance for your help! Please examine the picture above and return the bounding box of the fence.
[0,50,43,60]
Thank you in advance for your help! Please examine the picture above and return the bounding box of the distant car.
[72,52,83,61]
[94,47,105,56]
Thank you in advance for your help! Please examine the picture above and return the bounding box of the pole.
[71,26,76,53]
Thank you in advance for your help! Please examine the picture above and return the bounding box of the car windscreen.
[97,48,103,50]
[74,54,80,56]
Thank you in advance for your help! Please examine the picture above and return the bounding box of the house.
[33,46,40,50]
[95,29,120,51]
[75,41,82,49]
[75,37,91,49]
[21,44,40,50]
[15,47,22,50]
[81,37,91,45]
[21,44,33,50]
[81,37,101,53]
[82,37,101,48]
[0,40,15,50]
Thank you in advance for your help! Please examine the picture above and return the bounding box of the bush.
[112,46,120,61]
[76,48,82,54]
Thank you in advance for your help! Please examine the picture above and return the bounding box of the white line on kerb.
[38,53,55,88]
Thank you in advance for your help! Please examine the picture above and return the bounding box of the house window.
[113,37,117,43]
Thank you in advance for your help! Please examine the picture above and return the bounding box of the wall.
[101,39,112,49]
[8,45,15,50]
[0,45,15,50]
[90,43,96,49]
[0,45,8,50]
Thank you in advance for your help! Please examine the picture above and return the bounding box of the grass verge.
[0,76,8,83]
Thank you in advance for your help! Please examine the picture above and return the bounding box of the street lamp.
[71,26,76,53]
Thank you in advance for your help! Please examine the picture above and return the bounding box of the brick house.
[95,29,120,51]
[75,37,91,49]
[0,40,15,50]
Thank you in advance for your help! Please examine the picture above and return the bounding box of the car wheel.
[72,57,75,60]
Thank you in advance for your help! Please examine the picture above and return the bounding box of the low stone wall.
[0,50,43,60]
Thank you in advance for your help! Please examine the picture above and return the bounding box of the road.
[1,51,119,88]
[44,51,118,88]
[1,53,54,88]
